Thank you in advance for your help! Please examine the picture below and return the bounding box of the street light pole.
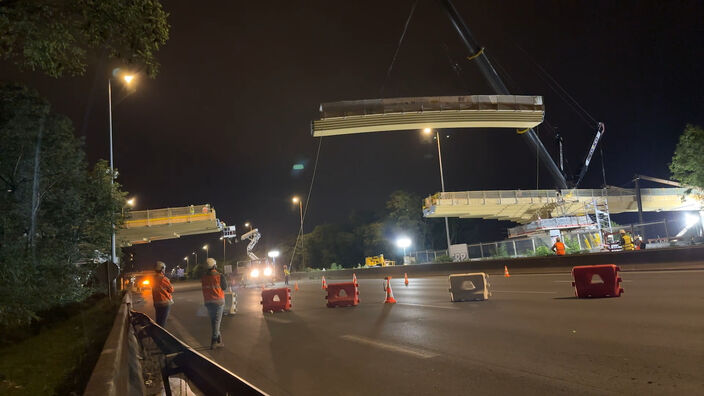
[426,129,452,251]
[108,79,117,272]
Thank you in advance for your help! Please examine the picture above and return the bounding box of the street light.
[220,236,227,263]
[108,68,137,299]
[268,250,280,267]
[244,222,252,231]
[126,197,135,207]
[202,244,209,259]
[183,256,189,274]
[423,128,452,251]
[396,237,412,264]
[292,196,303,232]
[192,251,198,267]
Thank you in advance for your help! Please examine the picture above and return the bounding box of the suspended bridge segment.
[423,188,703,224]
[311,95,544,137]
[117,204,222,246]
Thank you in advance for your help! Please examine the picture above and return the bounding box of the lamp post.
[423,128,452,251]
[202,244,209,259]
[122,197,135,217]
[220,236,226,263]
[192,251,198,268]
[268,250,280,267]
[291,196,304,270]
[244,222,252,232]
[396,237,412,264]
[183,256,189,275]
[108,70,135,299]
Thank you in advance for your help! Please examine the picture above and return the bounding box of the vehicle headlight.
[142,280,150,285]
[263,267,273,276]
[250,268,260,278]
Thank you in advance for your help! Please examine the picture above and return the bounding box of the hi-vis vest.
[152,274,173,306]
[554,242,566,255]
[202,270,225,303]
[622,234,634,251]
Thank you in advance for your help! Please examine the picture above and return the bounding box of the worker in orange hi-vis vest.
[152,261,174,327]
[551,237,566,256]
[201,258,227,349]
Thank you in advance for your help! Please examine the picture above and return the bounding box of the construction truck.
[235,228,275,287]
[365,254,395,267]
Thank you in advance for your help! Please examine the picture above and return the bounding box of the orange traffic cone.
[294,282,299,291]
[321,276,327,290]
[384,277,396,304]
[353,273,358,287]
[504,265,511,278]
[404,272,409,287]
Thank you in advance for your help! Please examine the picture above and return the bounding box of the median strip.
[340,335,438,359]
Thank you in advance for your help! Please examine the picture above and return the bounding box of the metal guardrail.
[130,311,267,396]
[124,204,215,228]
[85,293,144,395]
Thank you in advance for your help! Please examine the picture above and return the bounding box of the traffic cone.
[383,279,387,291]
[504,265,511,278]
[384,277,396,304]
[294,282,299,291]
[404,272,409,287]
[353,273,358,287]
[321,276,327,290]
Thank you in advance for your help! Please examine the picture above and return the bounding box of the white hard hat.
[155,261,166,271]
[206,258,217,268]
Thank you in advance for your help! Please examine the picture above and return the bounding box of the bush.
[530,246,553,256]
[434,254,452,263]
[564,238,581,254]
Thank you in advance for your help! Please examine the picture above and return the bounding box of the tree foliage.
[0,0,170,77]
[0,84,125,329]
[670,124,704,190]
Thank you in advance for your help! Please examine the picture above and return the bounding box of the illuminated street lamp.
[202,244,209,259]
[108,69,137,299]
[292,196,303,232]
[192,251,198,267]
[244,222,252,232]
[183,256,189,273]
[396,237,412,264]
[268,250,280,266]
[423,128,452,251]
[126,197,135,207]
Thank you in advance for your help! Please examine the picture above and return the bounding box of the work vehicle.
[236,259,276,287]
[365,254,395,267]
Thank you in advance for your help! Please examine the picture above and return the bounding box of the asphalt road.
[132,269,704,395]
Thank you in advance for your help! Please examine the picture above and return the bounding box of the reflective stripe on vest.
[202,271,224,302]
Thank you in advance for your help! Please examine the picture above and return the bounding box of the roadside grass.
[0,295,119,395]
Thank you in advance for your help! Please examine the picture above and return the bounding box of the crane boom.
[439,0,568,189]
[574,122,605,187]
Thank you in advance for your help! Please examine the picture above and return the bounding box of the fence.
[411,218,697,264]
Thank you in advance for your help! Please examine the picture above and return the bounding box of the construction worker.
[152,261,174,327]
[551,237,566,256]
[619,229,635,251]
[283,265,290,285]
[201,258,227,349]
[635,236,647,250]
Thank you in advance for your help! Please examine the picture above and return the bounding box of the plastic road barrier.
[325,282,360,308]
[448,273,491,301]
[571,264,623,298]
[261,287,292,312]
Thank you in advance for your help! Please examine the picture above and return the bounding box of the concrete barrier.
[84,293,145,396]
[292,244,704,280]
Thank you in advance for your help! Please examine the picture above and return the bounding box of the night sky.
[2,1,703,270]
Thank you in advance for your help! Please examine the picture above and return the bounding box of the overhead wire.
[379,0,419,96]
[288,136,323,270]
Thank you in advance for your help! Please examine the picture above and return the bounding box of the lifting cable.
[513,43,598,129]
[288,136,323,270]
[379,0,419,96]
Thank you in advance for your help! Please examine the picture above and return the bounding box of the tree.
[670,124,704,190]
[386,190,424,242]
[0,84,125,329]
[0,0,169,77]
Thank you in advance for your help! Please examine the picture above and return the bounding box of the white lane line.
[397,302,459,310]
[492,290,557,294]
[264,316,292,324]
[340,335,438,359]
[552,280,633,283]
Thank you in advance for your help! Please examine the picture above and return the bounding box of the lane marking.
[491,290,557,294]
[552,280,633,283]
[264,316,292,324]
[397,302,459,310]
[340,335,438,359]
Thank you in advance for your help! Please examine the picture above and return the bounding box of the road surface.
[132,269,704,395]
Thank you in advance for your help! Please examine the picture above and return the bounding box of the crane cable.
[379,0,419,96]
[288,136,323,270]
